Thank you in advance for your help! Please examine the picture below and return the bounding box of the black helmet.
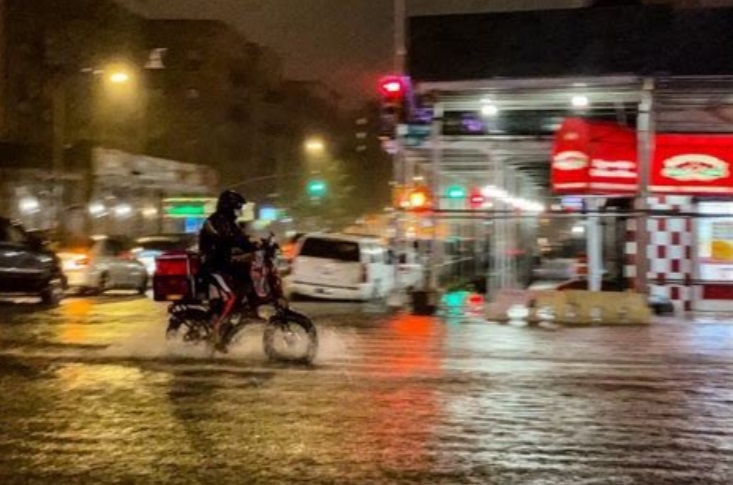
[216,190,246,214]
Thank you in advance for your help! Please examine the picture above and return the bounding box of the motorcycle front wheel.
[263,310,318,365]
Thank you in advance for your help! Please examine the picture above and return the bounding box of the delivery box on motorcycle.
[153,251,201,302]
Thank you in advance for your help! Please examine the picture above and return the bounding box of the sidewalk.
[655,312,733,324]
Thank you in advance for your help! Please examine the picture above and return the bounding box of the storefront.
[552,119,733,312]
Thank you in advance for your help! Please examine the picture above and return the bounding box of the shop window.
[698,202,733,281]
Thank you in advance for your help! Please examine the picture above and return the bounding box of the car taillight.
[361,263,368,283]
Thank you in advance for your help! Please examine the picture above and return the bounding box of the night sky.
[120,0,583,106]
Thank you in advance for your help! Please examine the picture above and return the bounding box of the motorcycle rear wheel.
[166,306,212,344]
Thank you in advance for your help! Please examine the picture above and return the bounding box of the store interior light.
[572,95,589,108]
[481,104,499,116]
[480,185,544,212]
[481,185,508,199]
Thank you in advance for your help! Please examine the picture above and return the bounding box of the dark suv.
[0,217,66,305]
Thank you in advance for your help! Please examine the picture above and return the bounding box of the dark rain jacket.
[198,211,257,272]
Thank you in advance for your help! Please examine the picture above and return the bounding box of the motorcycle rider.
[198,190,258,349]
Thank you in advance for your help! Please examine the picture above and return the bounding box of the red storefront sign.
[552,118,638,194]
[651,134,733,195]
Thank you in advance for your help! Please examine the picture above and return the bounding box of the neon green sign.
[163,198,216,218]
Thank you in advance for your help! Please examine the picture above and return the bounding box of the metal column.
[491,156,507,293]
[428,102,444,290]
[586,198,603,291]
[635,79,654,294]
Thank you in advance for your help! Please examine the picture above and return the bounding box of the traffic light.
[445,185,466,200]
[408,190,428,209]
[378,75,407,140]
[306,179,328,199]
[405,185,431,212]
[468,188,485,209]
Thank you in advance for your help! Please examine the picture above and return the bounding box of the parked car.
[286,233,394,301]
[59,235,148,295]
[0,217,66,305]
[131,234,197,277]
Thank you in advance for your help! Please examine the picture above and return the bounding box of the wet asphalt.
[0,295,732,484]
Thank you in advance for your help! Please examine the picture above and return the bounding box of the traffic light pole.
[390,0,407,256]
[394,0,406,74]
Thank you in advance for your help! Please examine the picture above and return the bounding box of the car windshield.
[299,238,360,262]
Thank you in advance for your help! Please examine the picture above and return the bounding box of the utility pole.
[392,0,407,247]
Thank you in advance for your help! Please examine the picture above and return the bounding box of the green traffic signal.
[307,179,328,198]
[446,185,466,199]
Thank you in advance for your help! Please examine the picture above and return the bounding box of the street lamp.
[108,71,131,84]
[304,137,326,155]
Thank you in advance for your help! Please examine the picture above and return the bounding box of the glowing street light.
[109,71,131,84]
[304,138,326,155]
[19,197,40,214]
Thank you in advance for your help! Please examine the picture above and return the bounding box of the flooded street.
[1,297,733,484]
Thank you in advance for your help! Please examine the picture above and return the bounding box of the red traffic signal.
[378,76,405,98]
[468,189,485,209]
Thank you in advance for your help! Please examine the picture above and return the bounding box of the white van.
[287,233,394,301]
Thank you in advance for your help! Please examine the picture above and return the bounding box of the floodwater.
[1,296,732,484]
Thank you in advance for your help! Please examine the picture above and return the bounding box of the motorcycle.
[153,236,318,364]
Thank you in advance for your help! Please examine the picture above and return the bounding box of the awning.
[551,118,638,194]
[552,119,733,196]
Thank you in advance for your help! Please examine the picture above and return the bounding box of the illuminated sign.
[661,154,729,182]
[652,135,733,194]
[163,198,216,218]
[259,207,279,221]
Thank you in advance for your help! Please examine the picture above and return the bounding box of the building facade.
[405,2,733,311]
